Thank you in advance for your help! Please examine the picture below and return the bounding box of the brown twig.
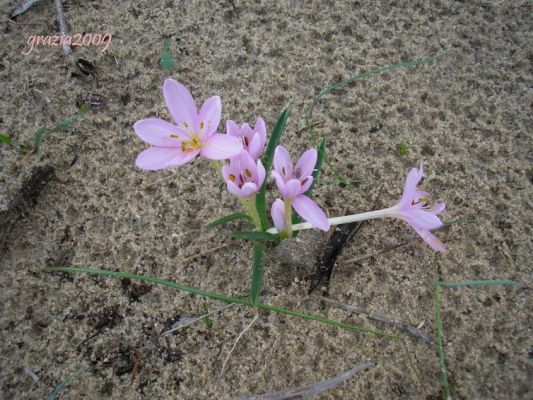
[54,0,72,55]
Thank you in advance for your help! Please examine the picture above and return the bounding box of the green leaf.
[250,241,266,306]
[202,303,213,329]
[207,212,252,229]
[50,114,82,133]
[41,266,397,337]
[256,107,291,230]
[433,268,452,399]
[33,127,47,150]
[398,142,409,156]
[231,231,279,242]
[434,279,521,288]
[0,134,12,145]
[160,40,176,71]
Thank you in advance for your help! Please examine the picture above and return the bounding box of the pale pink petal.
[133,118,185,146]
[273,145,292,177]
[239,182,259,197]
[399,166,423,207]
[135,147,198,170]
[247,132,263,160]
[271,171,288,196]
[226,180,243,197]
[300,175,314,193]
[411,225,447,252]
[226,120,241,136]
[271,199,286,232]
[197,96,221,137]
[221,165,234,182]
[254,117,266,137]
[430,203,446,215]
[201,134,243,160]
[285,179,303,198]
[163,79,197,128]
[292,195,330,231]
[407,209,444,230]
[256,160,266,188]
[294,149,317,178]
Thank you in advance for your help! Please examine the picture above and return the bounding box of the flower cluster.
[134,79,448,252]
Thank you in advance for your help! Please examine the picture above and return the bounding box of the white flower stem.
[266,207,395,234]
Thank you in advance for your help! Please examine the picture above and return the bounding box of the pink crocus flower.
[271,145,330,231]
[271,199,286,233]
[222,151,266,198]
[226,118,267,160]
[134,79,243,170]
[385,161,447,252]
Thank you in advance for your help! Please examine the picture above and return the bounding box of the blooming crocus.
[226,118,267,160]
[271,145,330,232]
[222,151,266,198]
[268,160,447,252]
[134,79,243,170]
[384,161,447,252]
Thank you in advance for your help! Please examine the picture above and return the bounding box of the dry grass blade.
[9,0,40,19]
[161,303,234,336]
[219,314,258,380]
[54,0,72,55]
[239,360,373,399]
[318,296,432,342]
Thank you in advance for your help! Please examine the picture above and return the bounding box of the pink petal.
[273,145,292,177]
[300,175,314,193]
[271,170,288,196]
[201,134,243,160]
[399,166,424,207]
[163,79,197,128]
[247,132,263,160]
[239,182,259,197]
[256,160,266,188]
[294,149,317,178]
[133,118,184,146]
[430,203,446,215]
[407,209,444,230]
[271,199,286,232]
[135,147,198,170]
[292,195,330,231]
[226,120,241,136]
[197,96,221,137]
[226,180,243,197]
[254,117,266,137]
[411,225,447,252]
[285,179,303,198]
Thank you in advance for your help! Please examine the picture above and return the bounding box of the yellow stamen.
[170,134,180,139]
[229,175,236,182]
[245,169,252,177]
[180,133,204,152]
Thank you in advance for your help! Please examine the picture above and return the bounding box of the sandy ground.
[0,0,531,399]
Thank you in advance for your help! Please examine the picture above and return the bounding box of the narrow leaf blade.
[207,212,252,229]
[231,231,279,242]
[434,279,520,288]
[0,134,13,145]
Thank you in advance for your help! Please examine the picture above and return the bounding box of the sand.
[0,0,531,399]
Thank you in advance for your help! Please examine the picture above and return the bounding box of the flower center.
[181,133,204,152]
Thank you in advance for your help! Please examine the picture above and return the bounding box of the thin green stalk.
[41,266,397,338]
[434,279,520,288]
[434,269,452,399]
[240,195,261,229]
[283,197,293,238]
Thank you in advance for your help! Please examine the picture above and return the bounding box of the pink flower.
[134,79,243,170]
[271,145,330,231]
[270,199,286,232]
[387,161,447,252]
[222,151,266,198]
[226,118,267,160]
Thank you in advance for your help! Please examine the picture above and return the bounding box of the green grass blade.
[41,266,397,338]
[434,269,452,399]
[50,104,91,133]
[33,127,47,150]
[316,56,438,100]
[256,107,291,230]
[231,231,279,242]
[434,279,521,288]
[207,212,252,229]
[46,365,87,400]
[0,134,12,145]
[250,241,266,306]
[160,39,176,71]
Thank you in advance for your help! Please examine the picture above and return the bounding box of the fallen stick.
[54,0,72,55]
